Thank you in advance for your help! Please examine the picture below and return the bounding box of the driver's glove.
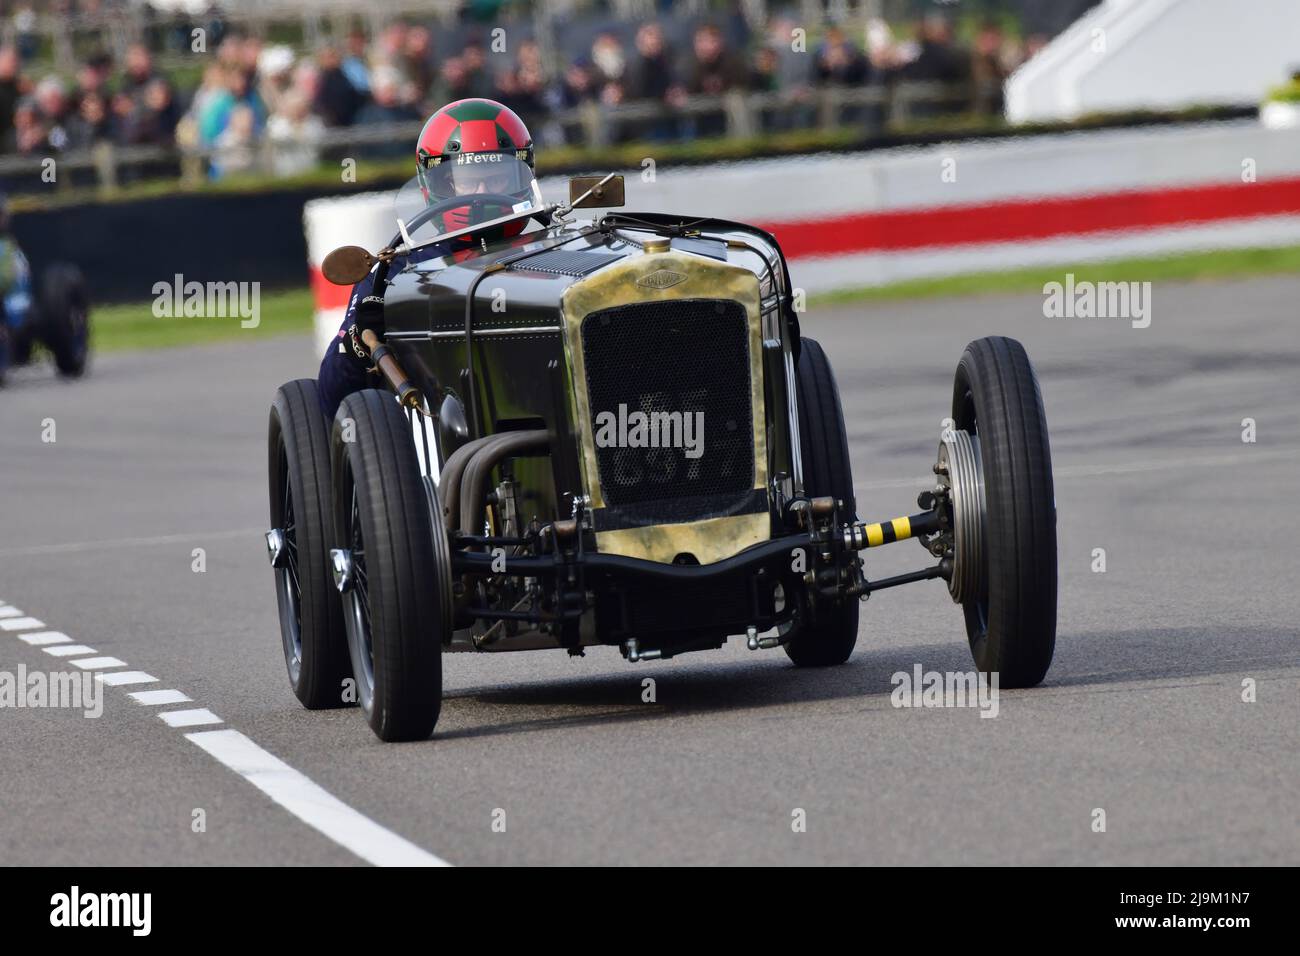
[347,294,385,365]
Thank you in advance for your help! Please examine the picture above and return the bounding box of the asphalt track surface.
[1,274,1296,866]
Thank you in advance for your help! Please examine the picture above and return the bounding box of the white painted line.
[96,671,158,687]
[43,644,97,657]
[185,729,450,867]
[159,708,223,728]
[70,656,126,670]
[0,617,45,631]
[0,606,24,618]
[128,689,191,705]
[18,631,72,646]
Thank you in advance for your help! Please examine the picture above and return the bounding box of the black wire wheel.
[332,389,450,742]
[268,379,351,708]
[948,336,1057,688]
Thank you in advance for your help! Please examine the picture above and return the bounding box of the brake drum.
[938,430,986,604]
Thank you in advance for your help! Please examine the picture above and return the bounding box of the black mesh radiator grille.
[580,299,757,527]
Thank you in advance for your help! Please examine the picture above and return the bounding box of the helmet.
[415,98,537,236]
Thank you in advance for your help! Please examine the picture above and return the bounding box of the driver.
[317,98,538,418]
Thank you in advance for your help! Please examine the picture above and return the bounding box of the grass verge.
[92,287,317,352]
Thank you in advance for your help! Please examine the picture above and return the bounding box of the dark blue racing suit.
[317,238,460,420]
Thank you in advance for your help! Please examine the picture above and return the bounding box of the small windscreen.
[421,151,535,200]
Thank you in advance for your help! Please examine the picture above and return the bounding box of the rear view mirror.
[321,245,377,285]
[568,175,625,209]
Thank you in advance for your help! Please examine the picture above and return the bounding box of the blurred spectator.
[120,43,161,101]
[496,39,547,118]
[65,91,113,149]
[460,37,496,100]
[8,98,47,155]
[267,90,324,176]
[199,65,264,147]
[13,4,39,62]
[73,51,114,113]
[591,31,627,106]
[119,78,179,146]
[34,76,71,150]
[750,45,780,92]
[0,47,20,148]
[766,14,813,91]
[625,23,677,140]
[210,102,257,178]
[341,27,371,96]
[434,56,472,105]
[625,23,674,102]
[815,26,870,87]
[353,66,421,158]
[680,23,746,96]
[900,14,971,118]
[675,23,746,137]
[970,20,1008,114]
[256,45,297,117]
[549,58,596,111]
[314,45,364,127]
[903,15,970,86]
[401,25,435,101]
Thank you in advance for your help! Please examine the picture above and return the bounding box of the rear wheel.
[332,389,450,742]
[38,264,90,378]
[949,336,1056,687]
[784,337,860,667]
[268,379,351,709]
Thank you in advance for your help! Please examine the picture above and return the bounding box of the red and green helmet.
[415,98,536,228]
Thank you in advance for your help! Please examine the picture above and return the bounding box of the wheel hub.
[265,528,288,569]
[329,548,355,593]
[937,430,986,604]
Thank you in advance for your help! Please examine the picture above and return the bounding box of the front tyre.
[332,389,449,742]
[949,336,1056,687]
[268,379,351,709]
[784,337,860,667]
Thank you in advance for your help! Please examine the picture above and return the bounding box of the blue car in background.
[0,219,90,386]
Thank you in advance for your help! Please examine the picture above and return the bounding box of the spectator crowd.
[0,4,1046,181]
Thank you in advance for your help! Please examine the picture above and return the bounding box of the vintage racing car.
[0,204,91,385]
[267,173,1057,741]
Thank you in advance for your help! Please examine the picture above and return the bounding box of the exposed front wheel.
[332,389,450,742]
[784,337,860,667]
[946,336,1057,687]
[268,379,351,709]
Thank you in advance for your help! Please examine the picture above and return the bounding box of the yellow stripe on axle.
[864,516,912,547]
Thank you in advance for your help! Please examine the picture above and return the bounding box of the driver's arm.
[317,263,388,420]
[316,239,453,420]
